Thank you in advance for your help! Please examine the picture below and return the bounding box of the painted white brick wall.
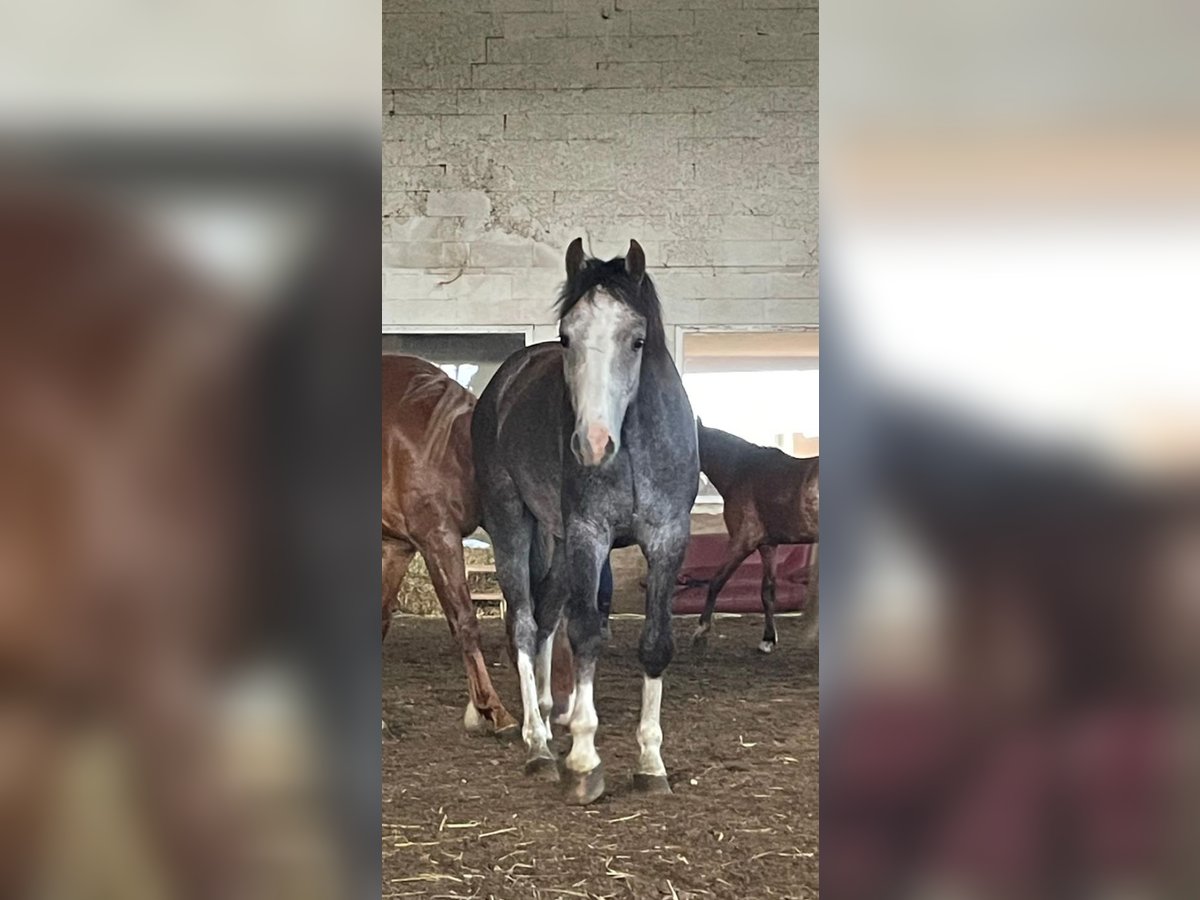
[382,0,818,344]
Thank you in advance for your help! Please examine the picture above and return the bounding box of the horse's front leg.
[692,536,757,646]
[562,527,609,805]
[635,529,688,794]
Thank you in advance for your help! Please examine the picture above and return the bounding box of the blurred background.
[822,1,1200,898]
[0,2,379,898]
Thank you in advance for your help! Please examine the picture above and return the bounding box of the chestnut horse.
[382,354,523,736]
[691,422,820,652]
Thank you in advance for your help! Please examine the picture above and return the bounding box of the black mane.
[555,254,667,349]
[701,423,785,462]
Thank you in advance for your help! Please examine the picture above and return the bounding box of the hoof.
[464,704,489,735]
[632,773,672,795]
[563,764,605,805]
[524,753,560,781]
[494,724,521,744]
[758,640,775,654]
[691,626,710,648]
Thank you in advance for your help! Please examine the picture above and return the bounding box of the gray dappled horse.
[472,238,699,805]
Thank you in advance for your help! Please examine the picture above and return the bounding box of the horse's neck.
[627,349,687,443]
[700,433,746,493]
[633,348,684,413]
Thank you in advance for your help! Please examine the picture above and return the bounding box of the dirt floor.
[382,614,819,900]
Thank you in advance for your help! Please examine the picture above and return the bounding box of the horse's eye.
[632,338,645,350]
[560,334,570,348]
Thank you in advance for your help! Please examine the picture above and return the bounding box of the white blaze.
[563,290,637,462]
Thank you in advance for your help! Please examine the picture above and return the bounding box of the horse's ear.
[625,239,645,283]
[565,237,586,278]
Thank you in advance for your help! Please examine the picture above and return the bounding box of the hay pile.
[392,543,501,617]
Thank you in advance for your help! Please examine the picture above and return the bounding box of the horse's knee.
[638,630,674,679]
[510,608,538,655]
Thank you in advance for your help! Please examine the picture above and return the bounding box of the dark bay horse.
[692,422,820,652]
[473,239,699,805]
[382,354,522,736]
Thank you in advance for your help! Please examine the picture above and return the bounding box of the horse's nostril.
[586,424,611,460]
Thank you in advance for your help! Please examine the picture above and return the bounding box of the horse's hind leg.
[550,626,575,725]
[490,512,557,776]
[531,540,570,735]
[419,530,519,738]
[799,546,819,648]
[381,538,415,640]
[634,527,689,794]
[758,544,779,653]
[692,536,758,646]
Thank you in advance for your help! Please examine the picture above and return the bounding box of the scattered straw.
[478,827,516,838]
[605,811,644,824]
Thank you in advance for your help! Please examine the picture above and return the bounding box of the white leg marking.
[565,679,600,774]
[535,627,555,736]
[758,640,775,654]
[516,651,549,753]
[463,701,486,732]
[636,675,666,777]
[553,688,576,727]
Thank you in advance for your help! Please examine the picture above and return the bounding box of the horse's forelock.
[555,255,665,347]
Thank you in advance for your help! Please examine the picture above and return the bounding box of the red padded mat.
[669,534,814,615]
